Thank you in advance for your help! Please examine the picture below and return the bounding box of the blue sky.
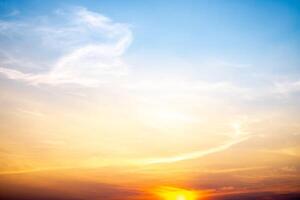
[0,0,300,97]
[1,0,300,75]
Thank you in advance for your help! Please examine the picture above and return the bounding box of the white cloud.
[0,7,132,87]
[7,9,20,17]
[126,79,248,95]
[140,136,248,165]
[138,121,250,165]
[273,80,300,95]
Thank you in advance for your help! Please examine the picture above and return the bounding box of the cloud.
[140,135,249,165]
[6,9,20,17]
[0,7,132,87]
[273,80,300,95]
[0,175,145,200]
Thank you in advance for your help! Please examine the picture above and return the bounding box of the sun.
[176,194,188,200]
[154,187,198,200]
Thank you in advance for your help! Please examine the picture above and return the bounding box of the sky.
[0,0,300,200]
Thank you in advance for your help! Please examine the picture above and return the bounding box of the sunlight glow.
[154,187,198,200]
[0,1,300,200]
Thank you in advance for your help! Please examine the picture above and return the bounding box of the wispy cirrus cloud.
[139,122,250,165]
[0,7,132,86]
[140,136,248,165]
[273,80,300,95]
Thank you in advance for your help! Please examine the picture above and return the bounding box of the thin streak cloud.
[0,7,132,86]
[141,136,249,165]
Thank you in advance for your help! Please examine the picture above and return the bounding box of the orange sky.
[1,1,300,200]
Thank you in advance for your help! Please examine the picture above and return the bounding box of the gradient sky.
[0,1,300,200]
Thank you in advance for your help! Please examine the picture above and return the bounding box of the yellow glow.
[154,187,198,200]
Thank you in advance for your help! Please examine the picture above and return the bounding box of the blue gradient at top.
[1,0,300,75]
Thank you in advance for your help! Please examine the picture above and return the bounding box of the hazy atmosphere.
[0,0,300,200]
